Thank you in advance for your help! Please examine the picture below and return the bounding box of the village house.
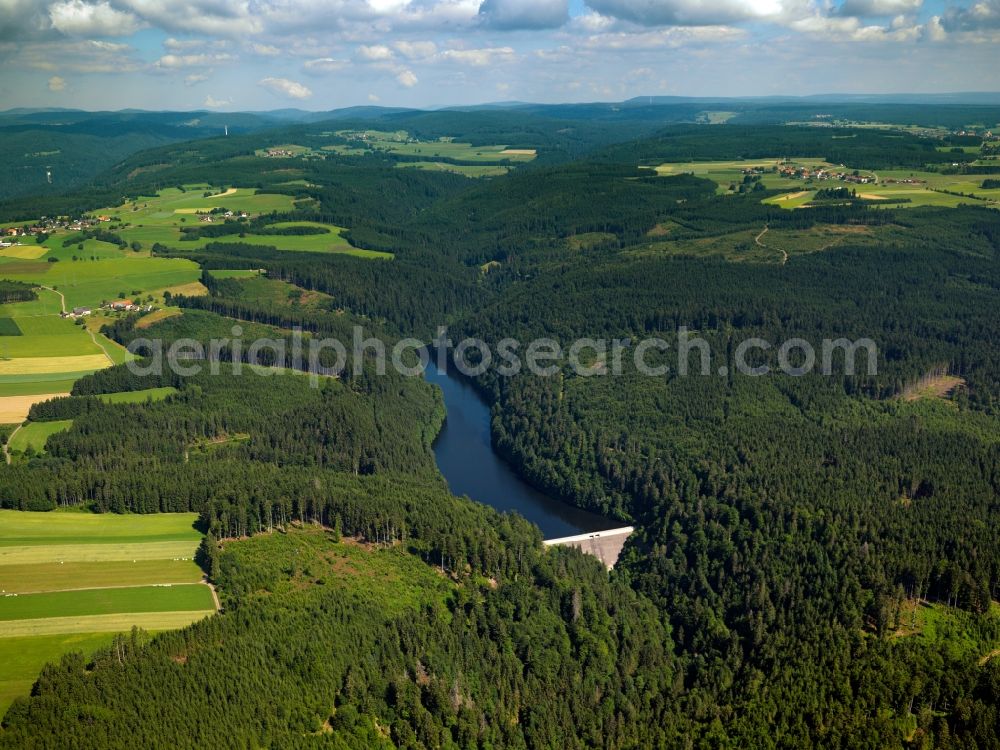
[61,306,92,319]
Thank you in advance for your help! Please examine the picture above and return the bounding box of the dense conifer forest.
[1,110,999,747]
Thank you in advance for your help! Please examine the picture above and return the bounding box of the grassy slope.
[0,633,115,717]
[0,559,203,594]
[0,585,214,621]
[0,510,201,545]
[0,510,209,715]
[7,419,72,454]
[96,386,178,404]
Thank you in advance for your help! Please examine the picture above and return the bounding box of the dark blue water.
[424,364,611,538]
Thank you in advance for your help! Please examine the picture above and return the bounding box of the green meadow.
[7,420,72,454]
[96,386,178,405]
[0,559,203,594]
[0,257,200,309]
[0,633,116,717]
[322,129,537,165]
[0,183,392,405]
[0,377,81,397]
[650,158,1000,210]
[0,509,202,546]
[176,221,392,258]
[650,158,845,194]
[0,316,102,358]
[0,510,212,715]
[0,585,214,621]
[208,269,262,279]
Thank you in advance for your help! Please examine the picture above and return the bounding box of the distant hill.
[3,95,998,203]
[0,110,283,201]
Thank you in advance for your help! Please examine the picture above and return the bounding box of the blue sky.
[0,0,998,110]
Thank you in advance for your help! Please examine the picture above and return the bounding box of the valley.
[0,101,998,748]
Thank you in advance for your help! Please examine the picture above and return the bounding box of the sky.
[0,0,999,110]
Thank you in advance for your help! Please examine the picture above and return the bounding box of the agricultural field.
[321,129,537,165]
[207,269,263,279]
[0,257,202,309]
[0,633,120,716]
[649,158,851,194]
[0,288,122,405]
[7,419,72,455]
[179,221,392,258]
[4,388,177,459]
[96,386,178,405]
[0,186,387,264]
[649,158,1000,210]
[0,185,323,405]
[0,510,213,715]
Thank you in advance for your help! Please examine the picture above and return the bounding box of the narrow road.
[87,328,116,366]
[39,285,66,314]
[3,423,22,465]
[204,578,222,611]
[755,224,788,265]
[41,285,114,365]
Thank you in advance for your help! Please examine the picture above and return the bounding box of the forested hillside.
[0,110,291,201]
[1,111,999,747]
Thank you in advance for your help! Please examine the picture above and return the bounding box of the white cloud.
[582,25,746,49]
[49,0,145,36]
[303,56,348,73]
[368,92,380,101]
[117,0,263,36]
[258,75,313,98]
[478,0,568,29]
[396,68,418,86]
[153,52,235,69]
[48,75,66,91]
[203,93,231,107]
[248,42,280,56]
[185,72,209,84]
[941,0,1000,32]
[358,43,394,60]
[924,14,947,40]
[790,12,920,40]
[164,37,201,50]
[836,0,922,16]
[11,39,142,72]
[440,45,516,65]
[394,40,437,59]
[583,0,787,26]
[571,10,618,32]
[0,0,48,37]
